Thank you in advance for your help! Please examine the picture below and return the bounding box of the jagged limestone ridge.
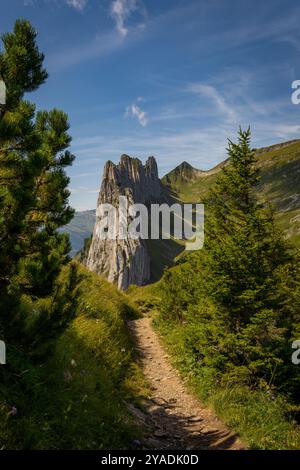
[86,155,163,290]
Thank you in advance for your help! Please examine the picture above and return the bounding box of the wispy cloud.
[24,0,88,9]
[47,30,124,69]
[47,1,147,70]
[125,99,148,126]
[186,82,237,121]
[66,0,87,10]
[111,0,139,37]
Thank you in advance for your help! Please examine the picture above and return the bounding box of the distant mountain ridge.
[60,209,95,257]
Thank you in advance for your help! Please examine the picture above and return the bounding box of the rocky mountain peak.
[87,154,163,290]
[145,155,158,173]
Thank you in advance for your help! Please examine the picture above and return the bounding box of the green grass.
[0,264,147,449]
[127,281,162,315]
[169,173,218,203]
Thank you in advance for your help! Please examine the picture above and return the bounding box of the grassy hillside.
[163,139,300,248]
[255,140,300,248]
[0,264,146,449]
[162,161,205,191]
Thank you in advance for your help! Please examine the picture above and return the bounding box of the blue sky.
[1,0,300,210]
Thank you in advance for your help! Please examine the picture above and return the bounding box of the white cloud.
[47,0,146,70]
[125,100,148,127]
[24,0,88,9]
[187,82,236,121]
[111,0,138,37]
[66,0,87,10]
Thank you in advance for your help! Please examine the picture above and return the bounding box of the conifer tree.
[0,20,76,347]
[199,128,300,388]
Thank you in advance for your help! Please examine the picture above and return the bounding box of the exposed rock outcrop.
[86,155,163,290]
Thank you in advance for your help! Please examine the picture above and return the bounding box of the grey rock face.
[86,155,163,290]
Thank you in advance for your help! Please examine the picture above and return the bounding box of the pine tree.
[204,128,289,323]
[194,128,300,390]
[0,20,76,348]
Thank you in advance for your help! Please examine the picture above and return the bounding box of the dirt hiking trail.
[127,317,244,450]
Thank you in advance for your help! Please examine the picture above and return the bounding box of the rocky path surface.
[127,317,244,450]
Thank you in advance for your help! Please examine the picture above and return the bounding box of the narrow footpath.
[127,317,244,450]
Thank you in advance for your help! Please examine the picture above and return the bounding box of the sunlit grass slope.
[0,264,146,449]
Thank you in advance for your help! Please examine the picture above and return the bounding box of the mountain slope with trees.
[133,130,300,449]
[163,139,300,248]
